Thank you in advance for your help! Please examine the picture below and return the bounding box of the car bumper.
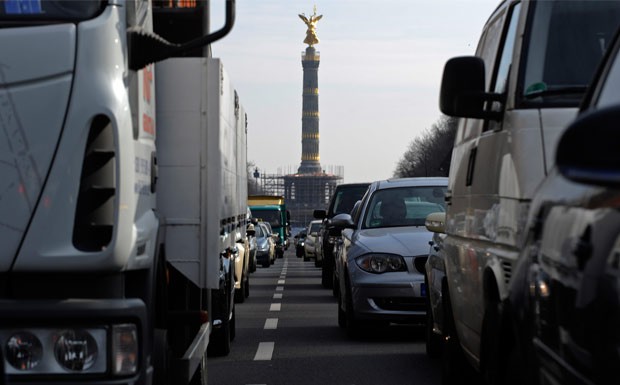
[351,279,426,323]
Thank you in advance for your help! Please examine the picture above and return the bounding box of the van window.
[521,1,620,107]
[597,44,620,108]
[486,2,521,132]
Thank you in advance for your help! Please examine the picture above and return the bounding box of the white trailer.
[0,1,240,384]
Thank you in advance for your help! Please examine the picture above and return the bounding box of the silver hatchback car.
[332,177,448,334]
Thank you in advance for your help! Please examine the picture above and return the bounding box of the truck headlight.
[6,332,43,370]
[112,324,138,375]
[54,329,98,371]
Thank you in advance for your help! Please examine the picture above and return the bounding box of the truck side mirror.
[556,104,620,186]
[128,0,236,71]
[439,56,502,121]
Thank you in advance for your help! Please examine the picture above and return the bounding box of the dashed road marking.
[276,286,284,291]
[273,293,283,299]
[254,342,275,361]
[270,303,281,311]
[264,318,278,330]
[277,279,285,284]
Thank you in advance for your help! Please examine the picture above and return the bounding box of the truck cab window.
[1,0,103,21]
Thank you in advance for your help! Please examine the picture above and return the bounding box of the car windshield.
[331,186,369,216]
[363,186,447,229]
[250,208,281,227]
[0,0,103,21]
[521,1,620,106]
[309,223,321,233]
[255,225,265,238]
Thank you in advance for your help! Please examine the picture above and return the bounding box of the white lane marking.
[254,342,275,361]
[276,286,284,291]
[264,318,278,330]
[270,303,281,311]
[277,279,285,284]
[273,293,283,299]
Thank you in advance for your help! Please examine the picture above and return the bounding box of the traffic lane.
[208,250,441,385]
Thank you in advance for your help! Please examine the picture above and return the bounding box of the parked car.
[432,1,620,383]
[314,183,370,289]
[294,229,307,258]
[255,222,276,268]
[247,222,258,273]
[498,26,620,385]
[331,177,448,336]
[304,220,322,265]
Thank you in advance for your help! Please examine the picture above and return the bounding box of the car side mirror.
[440,56,502,121]
[313,209,327,220]
[556,105,620,186]
[331,213,355,229]
[425,212,446,234]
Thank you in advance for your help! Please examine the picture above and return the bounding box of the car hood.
[352,227,433,257]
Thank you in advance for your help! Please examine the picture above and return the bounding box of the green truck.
[248,195,290,258]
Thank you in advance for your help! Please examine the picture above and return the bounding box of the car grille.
[372,297,425,312]
[413,256,428,274]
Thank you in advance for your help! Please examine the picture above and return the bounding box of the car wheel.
[322,260,333,289]
[441,282,476,385]
[234,276,245,303]
[481,297,502,385]
[425,275,442,358]
[344,279,360,338]
[244,275,250,298]
[262,260,270,268]
[303,254,309,262]
[337,291,347,328]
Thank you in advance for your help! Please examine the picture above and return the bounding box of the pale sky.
[210,0,498,183]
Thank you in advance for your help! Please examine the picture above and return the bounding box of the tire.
[344,279,360,338]
[188,353,207,385]
[234,275,245,303]
[322,260,333,289]
[426,303,442,358]
[230,306,236,342]
[314,259,321,268]
[337,292,347,328]
[153,329,170,385]
[207,316,231,357]
[425,275,442,358]
[244,275,250,298]
[481,298,503,385]
[441,283,476,385]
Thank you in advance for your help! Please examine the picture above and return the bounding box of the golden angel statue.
[299,7,323,47]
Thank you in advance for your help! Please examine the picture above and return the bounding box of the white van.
[433,0,620,383]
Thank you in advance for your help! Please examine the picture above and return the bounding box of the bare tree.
[394,116,458,178]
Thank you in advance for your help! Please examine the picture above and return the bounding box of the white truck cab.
[0,1,242,383]
[434,0,620,383]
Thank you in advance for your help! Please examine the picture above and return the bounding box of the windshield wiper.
[523,84,587,99]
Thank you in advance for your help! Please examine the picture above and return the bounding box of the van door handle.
[466,147,477,186]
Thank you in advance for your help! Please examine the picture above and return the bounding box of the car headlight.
[355,254,407,274]
[258,242,269,252]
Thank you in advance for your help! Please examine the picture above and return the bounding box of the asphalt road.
[208,248,442,385]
